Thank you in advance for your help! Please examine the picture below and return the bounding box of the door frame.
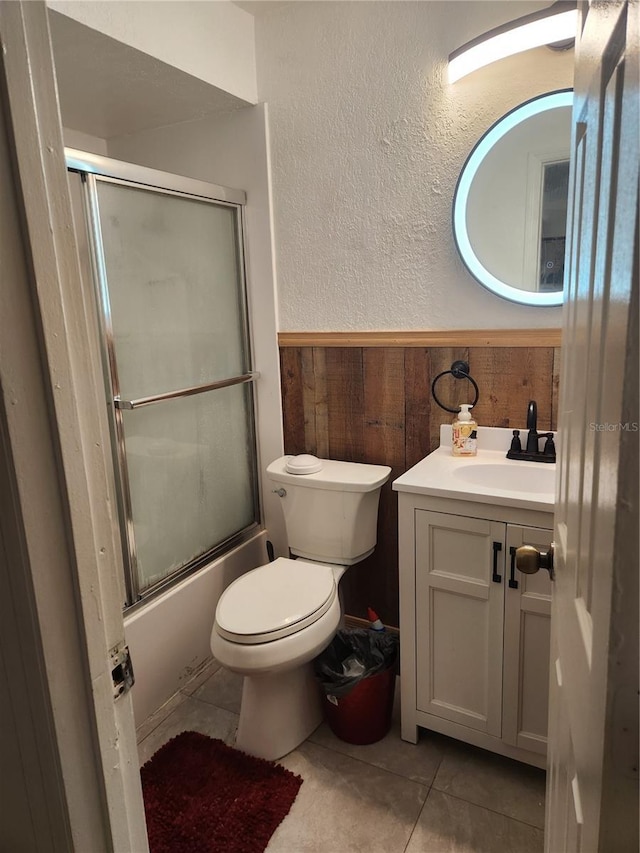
[0,2,148,849]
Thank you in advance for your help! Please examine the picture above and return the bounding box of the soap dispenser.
[452,404,477,457]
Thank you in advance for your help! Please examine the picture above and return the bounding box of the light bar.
[448,1,578,84]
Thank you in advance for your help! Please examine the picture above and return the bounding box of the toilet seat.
[215,558,337,644]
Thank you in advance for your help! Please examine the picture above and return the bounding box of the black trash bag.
[314,629,399,698]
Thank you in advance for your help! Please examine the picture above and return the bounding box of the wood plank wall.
[279,341,561,629]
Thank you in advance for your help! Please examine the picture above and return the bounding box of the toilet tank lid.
[267,456,391,492]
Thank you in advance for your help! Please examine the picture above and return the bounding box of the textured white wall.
[254,1,574,330]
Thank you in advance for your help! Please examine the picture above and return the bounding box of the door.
[415,511,504,736]
[0,3,148,849]
[503,524,552,756]
[67,163,259,606]
[546,2,638,851]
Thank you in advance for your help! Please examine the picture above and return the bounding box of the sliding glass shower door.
[69,156,259,606]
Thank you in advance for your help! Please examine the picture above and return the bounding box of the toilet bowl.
[210,455,390,761]
[212,558,343,760]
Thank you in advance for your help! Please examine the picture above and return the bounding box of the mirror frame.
[453,89,573,307]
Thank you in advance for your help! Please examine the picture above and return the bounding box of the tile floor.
[137,659,546,853]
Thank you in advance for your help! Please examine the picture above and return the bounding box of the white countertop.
[393,426,556,512]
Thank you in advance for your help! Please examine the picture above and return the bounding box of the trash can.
[314,629,399,745]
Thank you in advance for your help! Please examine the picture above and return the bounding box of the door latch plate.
[110,644,135,700]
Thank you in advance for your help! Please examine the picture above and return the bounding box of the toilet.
[210,454,391,760]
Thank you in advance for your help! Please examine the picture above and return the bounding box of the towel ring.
[431,360,480,413]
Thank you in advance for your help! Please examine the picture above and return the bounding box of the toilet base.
[235,663,323,761]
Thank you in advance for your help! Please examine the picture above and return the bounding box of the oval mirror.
[453,90,573,306]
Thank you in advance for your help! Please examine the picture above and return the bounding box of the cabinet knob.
[515,544,555,581]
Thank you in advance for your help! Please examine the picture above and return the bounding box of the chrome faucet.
[507,400,556,462]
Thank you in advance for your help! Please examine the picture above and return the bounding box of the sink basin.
[453,462,555,495]
[393,427,557,511]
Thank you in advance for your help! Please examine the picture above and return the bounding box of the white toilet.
[210,454,391,760]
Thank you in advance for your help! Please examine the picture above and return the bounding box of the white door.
[0,2,148,849]
[503,524,552,757]
[415,511,505,736]
[546,1,638,850]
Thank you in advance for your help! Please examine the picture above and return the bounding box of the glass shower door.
[81,170,259,604]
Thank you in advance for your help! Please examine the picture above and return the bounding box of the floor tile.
[192,664,243,713]
[135,689,188,744]
[137,695,238,766]
[433,740,546,829]
[309,719,446,787]
[406,789,544,853]
[268,740,429,853]
[179,656,221,696]
[135,671,549,853]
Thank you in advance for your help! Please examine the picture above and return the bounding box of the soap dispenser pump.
[452,404,478,457]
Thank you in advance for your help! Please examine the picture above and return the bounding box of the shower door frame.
[67,150,262,609]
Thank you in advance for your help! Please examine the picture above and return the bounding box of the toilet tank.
[266,456,391,565]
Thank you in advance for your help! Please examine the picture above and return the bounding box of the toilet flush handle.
[272,488,287,498]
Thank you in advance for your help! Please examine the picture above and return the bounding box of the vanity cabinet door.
[502,524,553,755]
[415,511,505,737]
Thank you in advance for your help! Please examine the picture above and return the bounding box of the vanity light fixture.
[448,1,578,84]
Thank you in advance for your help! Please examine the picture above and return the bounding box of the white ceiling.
[49,10,247,140]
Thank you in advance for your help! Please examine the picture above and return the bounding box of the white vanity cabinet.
[394,429,555,770]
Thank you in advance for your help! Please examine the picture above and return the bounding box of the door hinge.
[110,643,135,700]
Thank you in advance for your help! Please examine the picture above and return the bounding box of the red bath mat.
[141,731,303,853]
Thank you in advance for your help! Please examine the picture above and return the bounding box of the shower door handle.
[114,371,260,410]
